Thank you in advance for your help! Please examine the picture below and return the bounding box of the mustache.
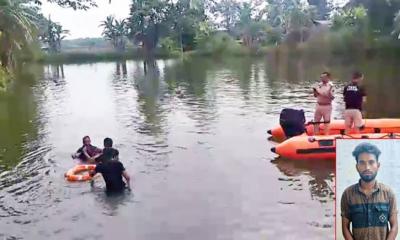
[362,171,374,174]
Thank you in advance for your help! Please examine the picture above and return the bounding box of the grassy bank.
[38,48,182,64]
[38,46,271,64]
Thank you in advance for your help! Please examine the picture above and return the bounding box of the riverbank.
[36,46,271,64]
[36,41,400,65]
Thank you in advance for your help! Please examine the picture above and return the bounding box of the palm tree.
[100,16,128,52]
[0,0,38,69]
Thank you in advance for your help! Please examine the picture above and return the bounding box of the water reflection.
[272,158,335,203]
[45,64,65,81]
[2,55,400,239]
[0,65,43,171]
[115,61,127,76]
[133,60,168,137]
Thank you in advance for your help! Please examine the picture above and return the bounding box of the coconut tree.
[0,0,38,69]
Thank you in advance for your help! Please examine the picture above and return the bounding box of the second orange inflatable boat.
[271,133,400,160]
[268,119,400,140]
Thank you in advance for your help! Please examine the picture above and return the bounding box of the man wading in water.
[90,138,131,194]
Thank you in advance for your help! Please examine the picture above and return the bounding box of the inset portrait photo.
[336,139,400,240]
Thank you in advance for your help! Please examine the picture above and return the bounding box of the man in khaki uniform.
[341,142,398,240]
[313,71,334,135]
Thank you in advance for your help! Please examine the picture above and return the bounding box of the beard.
[359,172,377,182]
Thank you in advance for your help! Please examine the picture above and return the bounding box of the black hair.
[352,142,381,162]
[104,137,113,148]
[352,71,363,79]
[322,71,331,77]
[82,136,90,144]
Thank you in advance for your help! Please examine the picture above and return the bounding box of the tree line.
[2,0,400,72]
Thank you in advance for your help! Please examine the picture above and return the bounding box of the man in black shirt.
[96,137,119,163]
[343,71,367,134]
[90,138,131,193]
[90,160,131,193]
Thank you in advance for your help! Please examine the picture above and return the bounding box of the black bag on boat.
[279,108,306,138]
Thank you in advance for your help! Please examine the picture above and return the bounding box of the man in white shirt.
[313,72,334,135]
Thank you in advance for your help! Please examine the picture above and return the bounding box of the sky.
[41,0,349,40]
[41,0,131,39]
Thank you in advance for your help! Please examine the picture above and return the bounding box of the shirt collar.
[356,179,380,195]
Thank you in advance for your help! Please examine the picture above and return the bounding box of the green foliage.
[159,37,179,54]
[0,0,39,68]
[41,18,70,52]
[347,0,400,35]
[265,26,283,45]
[307,0,332,20]
[332,6,368,32]
[211,0,240,32]
[34,0,98,10]
[0,67,11,91]
[194,21,213,45]
[100,15,128,51]
[61,38,109,49]
[196,32,241,56]
[127,0,171,54]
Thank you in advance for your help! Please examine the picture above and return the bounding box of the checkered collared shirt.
[341,180,398,240]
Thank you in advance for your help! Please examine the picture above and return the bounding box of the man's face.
[83,137,91,146]
[320,73,329,83]
[352,76,363,84]
[356,152,380,182]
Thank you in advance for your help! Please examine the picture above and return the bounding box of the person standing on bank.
[341,142,398,240]
[313,71,334,135]
[343,71,367,134]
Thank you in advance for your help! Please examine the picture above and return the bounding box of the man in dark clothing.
[90,159,131,193]
[71,136,102,163]
[96,137,119,163]
[343,71,367,134]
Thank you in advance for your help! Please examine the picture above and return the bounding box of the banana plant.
[0,0,38,69]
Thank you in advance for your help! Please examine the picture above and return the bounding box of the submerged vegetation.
[2,0,400,87]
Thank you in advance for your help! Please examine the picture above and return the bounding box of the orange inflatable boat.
[268,119,400,140]
[65,164,96,181]
[271,133,400,160]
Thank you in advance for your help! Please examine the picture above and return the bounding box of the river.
[1,56,399,239]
